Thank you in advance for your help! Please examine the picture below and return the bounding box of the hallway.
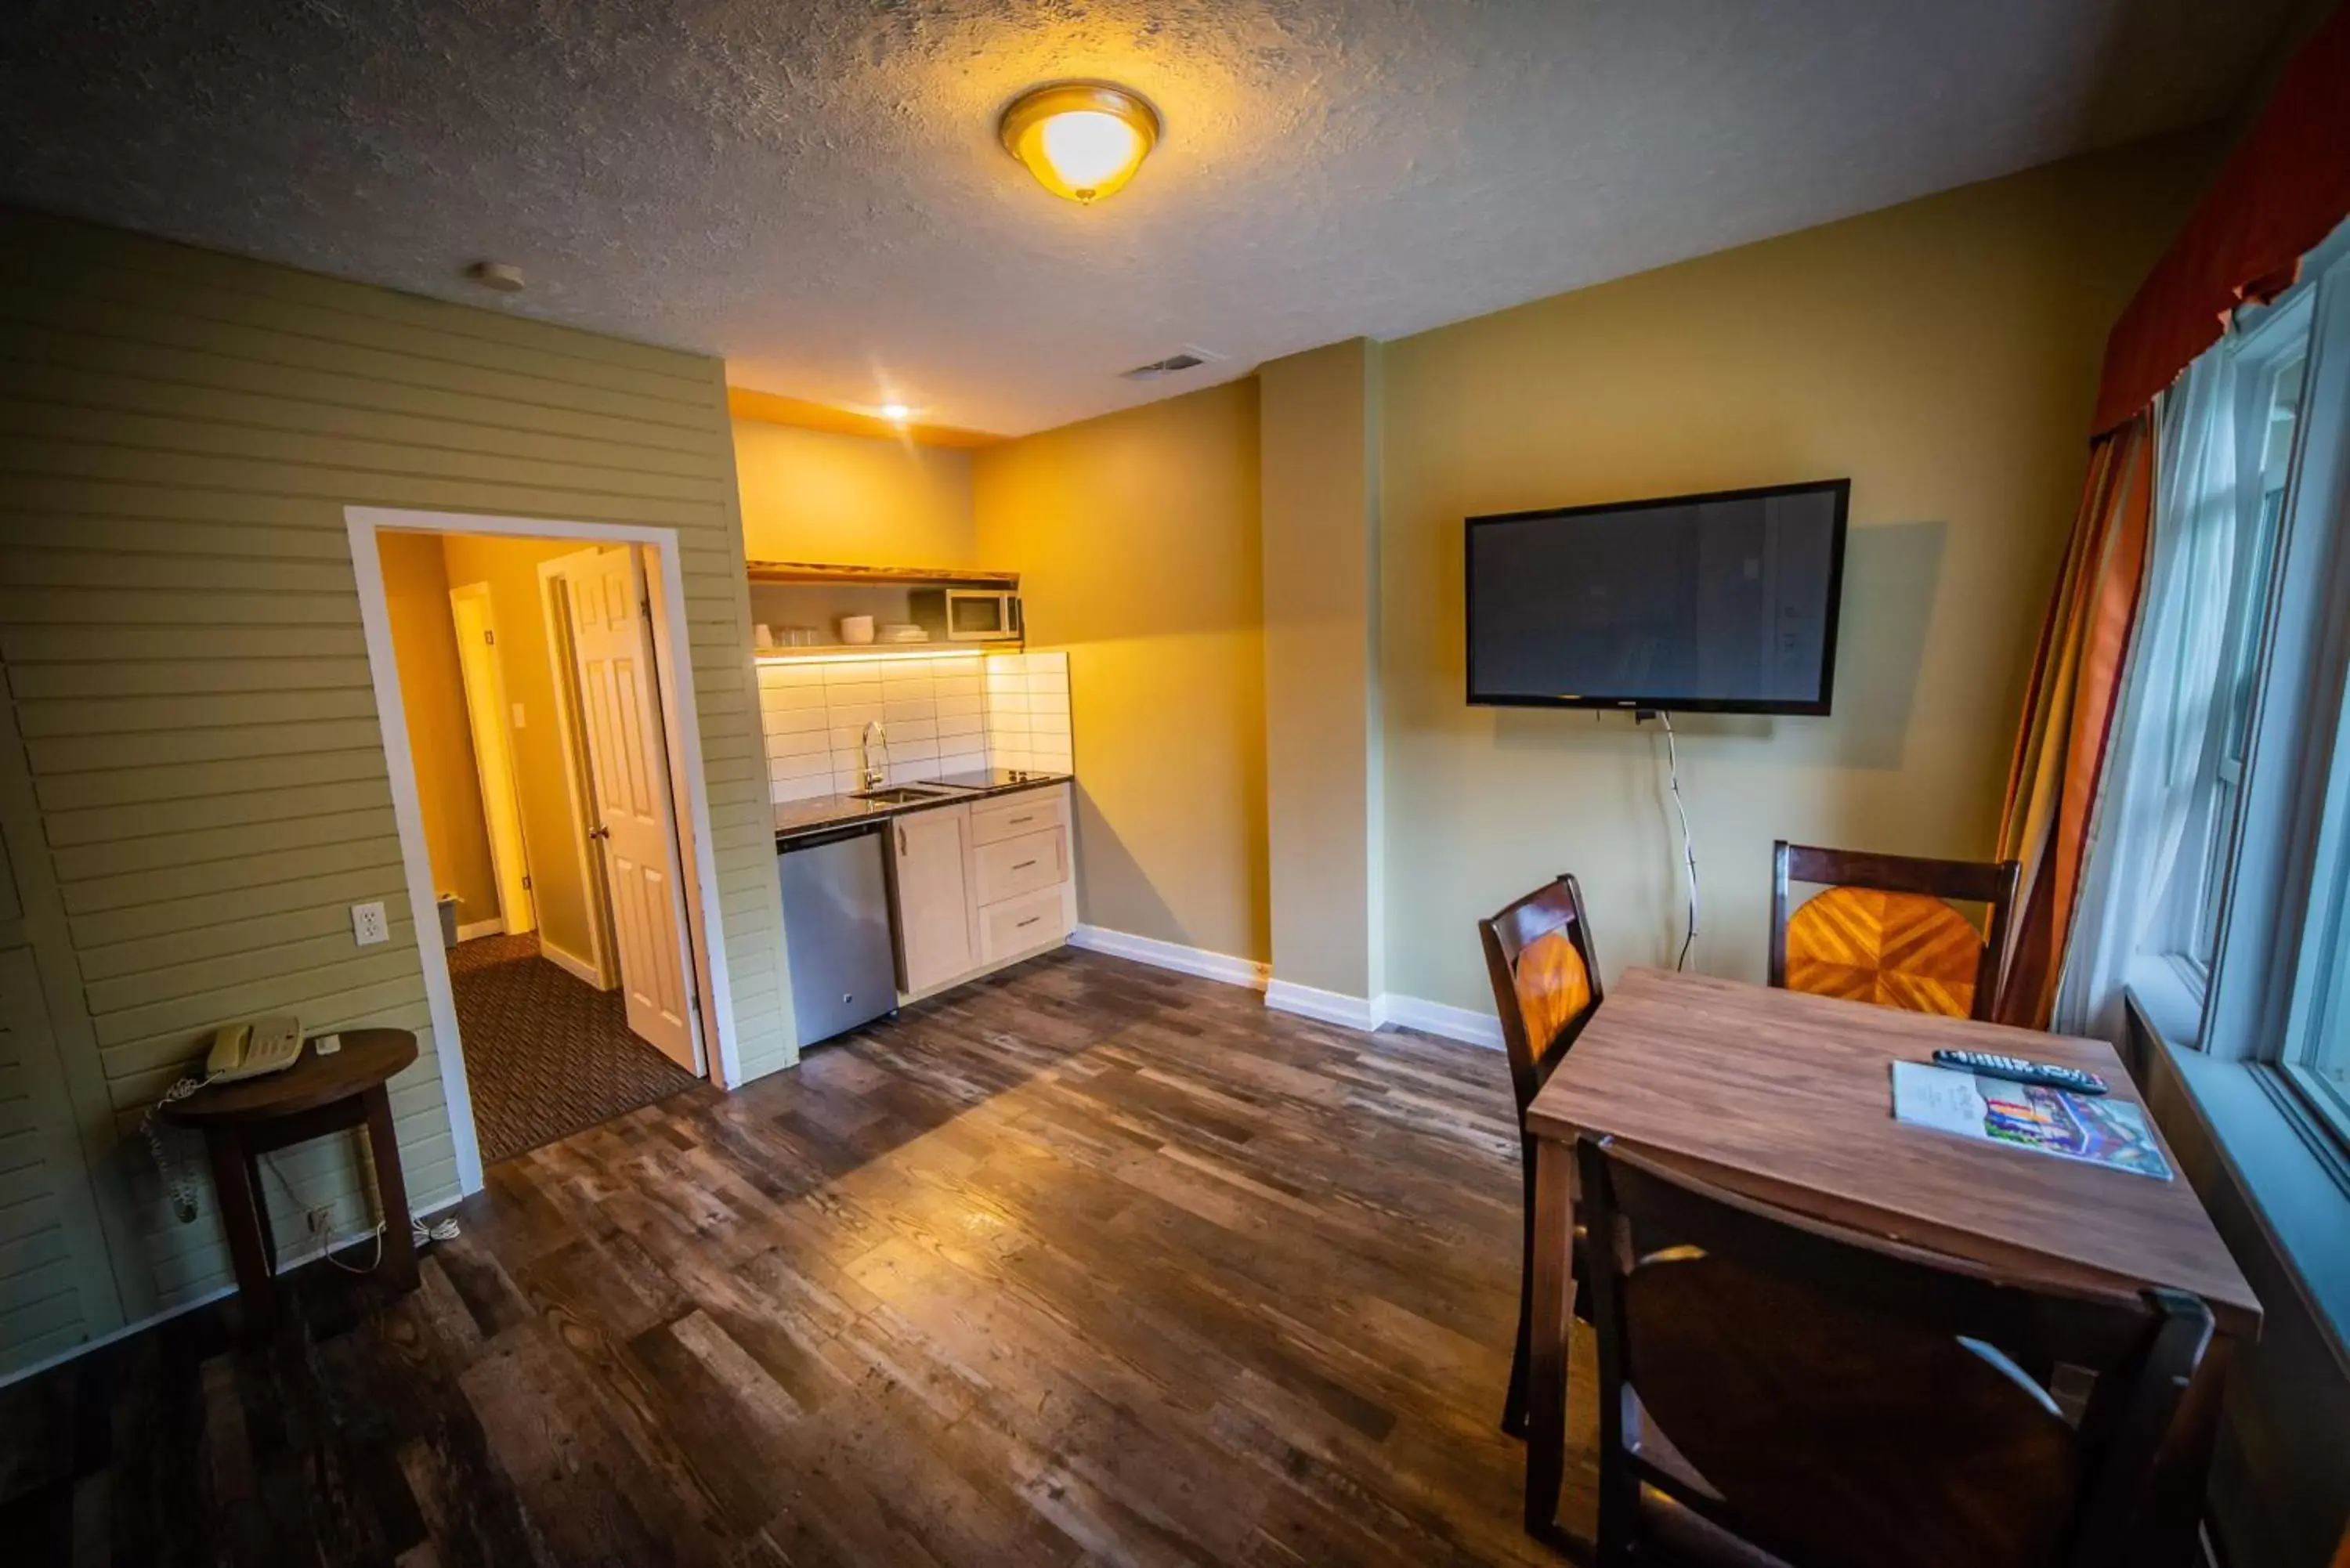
[448,934,697,1162]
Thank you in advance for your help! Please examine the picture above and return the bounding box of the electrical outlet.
[351,901,389,945]
[511,701,526,728]
[304,1205,334,1241]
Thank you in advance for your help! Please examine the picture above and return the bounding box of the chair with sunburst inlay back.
[1479,874,1607,1440]
[1770,842,2022,1024]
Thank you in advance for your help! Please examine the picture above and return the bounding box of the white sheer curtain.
[2054,348,2239,1039]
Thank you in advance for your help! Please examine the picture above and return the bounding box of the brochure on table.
[1891,1061,2173,1181]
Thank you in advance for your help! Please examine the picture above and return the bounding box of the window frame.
[2149,301,2313,989]
[2193,235,2350,1162]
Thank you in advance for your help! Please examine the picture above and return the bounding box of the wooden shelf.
[752,642,1004,663]
[746,560,1019,589]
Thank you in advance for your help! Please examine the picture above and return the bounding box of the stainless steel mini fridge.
[776,824,898,1045]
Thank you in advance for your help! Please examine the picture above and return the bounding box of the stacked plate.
[880,623,928,643]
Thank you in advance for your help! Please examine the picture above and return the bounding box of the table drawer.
[971,786,1067,847]
[974,826,1065,905]
[979,884,1070,963]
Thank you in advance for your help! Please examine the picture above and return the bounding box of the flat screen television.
[1464,479,1850,715]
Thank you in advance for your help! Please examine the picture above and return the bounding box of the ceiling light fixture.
[877,403,913,422]
[997,81,1160,205]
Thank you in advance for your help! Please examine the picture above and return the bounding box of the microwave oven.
[910,587,1023,642]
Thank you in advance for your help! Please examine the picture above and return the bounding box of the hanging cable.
[1659,712,1700,971]
[256,1154,460,1272]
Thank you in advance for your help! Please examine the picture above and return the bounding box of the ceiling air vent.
[1119,345,1225,381]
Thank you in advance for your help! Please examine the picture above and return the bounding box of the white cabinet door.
[891,806,977,994]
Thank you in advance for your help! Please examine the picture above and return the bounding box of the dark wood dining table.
[1520,966,2260,1563]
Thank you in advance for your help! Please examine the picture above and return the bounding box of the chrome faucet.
[859,718,888,791]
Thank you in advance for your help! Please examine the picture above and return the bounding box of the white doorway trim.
[347,505,747,1195]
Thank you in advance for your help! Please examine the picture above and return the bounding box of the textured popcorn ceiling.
[0,0,2293,435]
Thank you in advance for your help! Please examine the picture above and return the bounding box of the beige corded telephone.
[204,1014,305,1082]
[143,1014,305,1223]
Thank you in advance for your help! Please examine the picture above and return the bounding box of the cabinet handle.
[898,826,907,855]
[1012,859,1036,872]
[1017,916,1041,929]
[1008,815,1034,826]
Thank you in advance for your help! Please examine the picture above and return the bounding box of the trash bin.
[436,894,459,950]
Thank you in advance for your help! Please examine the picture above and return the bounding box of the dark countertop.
[773,770,1071,847]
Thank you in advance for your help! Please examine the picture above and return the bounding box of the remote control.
[1931,1049,2107,1096]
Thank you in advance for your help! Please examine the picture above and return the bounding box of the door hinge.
[484,629,495,645]
[521,875,532,891]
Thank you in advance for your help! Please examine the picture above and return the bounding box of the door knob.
[588,825,610,840]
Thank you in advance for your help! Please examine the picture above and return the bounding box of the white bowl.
[838,615,876,645]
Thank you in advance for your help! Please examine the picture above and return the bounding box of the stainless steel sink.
[849,784,963,804]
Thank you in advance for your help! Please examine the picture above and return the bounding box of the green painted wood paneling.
[0,205,795,1349]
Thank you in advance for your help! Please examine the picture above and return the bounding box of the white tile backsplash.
[757,649,1073,802]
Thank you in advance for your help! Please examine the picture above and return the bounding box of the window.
[2156,338,2308,981]
[2281,649,2350,1139]
[2172,220,2350,1158]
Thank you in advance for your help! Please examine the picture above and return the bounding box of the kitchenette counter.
[773,769,1072,846]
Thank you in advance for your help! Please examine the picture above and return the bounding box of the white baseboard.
[0,1191,466,1390]
[1378,992,1505,1050]
[1070,923,1270,990]
[1265,979,1387,1032]
[540,940,603,987]
[1064,925,1502,1052]
[455,918,503,942]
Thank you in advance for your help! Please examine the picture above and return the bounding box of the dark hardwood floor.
[2,947,1598,1566]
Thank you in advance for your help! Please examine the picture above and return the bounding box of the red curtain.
[2094,2,2350,432]
[1998,1,2350,1028]
[1996,417,2154,1028]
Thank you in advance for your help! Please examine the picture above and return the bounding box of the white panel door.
[565,547,697,1072]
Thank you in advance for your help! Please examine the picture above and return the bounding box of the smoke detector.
[1120,345,1224,381]
[465,261,526,293]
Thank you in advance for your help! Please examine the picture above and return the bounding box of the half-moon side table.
[161,1027,422,1340]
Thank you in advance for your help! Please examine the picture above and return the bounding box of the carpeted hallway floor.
[447,932,697,1163]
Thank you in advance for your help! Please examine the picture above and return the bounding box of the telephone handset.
[205,1014,304,1082]
[143,1014,306,1223]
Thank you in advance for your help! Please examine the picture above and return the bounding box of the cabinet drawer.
[979,884,1070,963]
[974,826,1065,905]
[971,786,1067,847]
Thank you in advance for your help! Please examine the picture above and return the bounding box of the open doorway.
[361,515,721,1173]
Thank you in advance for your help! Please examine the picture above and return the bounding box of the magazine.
[1889,1061,2173,1181]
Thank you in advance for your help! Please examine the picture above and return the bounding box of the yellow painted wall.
[437,534,602,970]
[1259,341,1385,999]
[1378,136,2219,1010]
[732,418,977,568]
[378,533,499,928]
[973,379,1271,963]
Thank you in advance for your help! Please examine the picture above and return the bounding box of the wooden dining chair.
[1770,841,2021,1023]
[1575,1133,2214,1568]
[1478,874,1606,1439]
